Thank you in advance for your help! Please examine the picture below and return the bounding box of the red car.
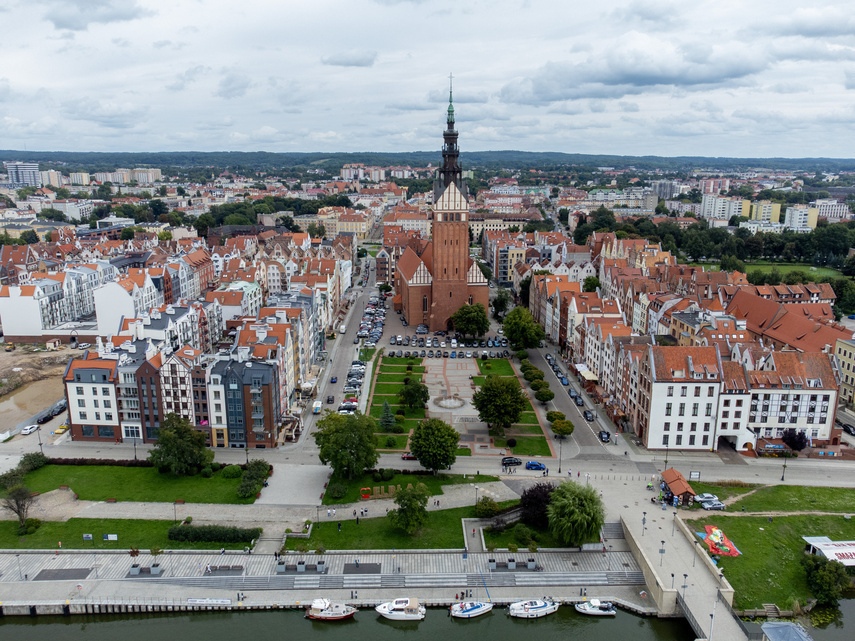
[401,452,417,460]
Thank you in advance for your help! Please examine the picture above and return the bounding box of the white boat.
[450,601,493,619]
[375,597,426,621]
[574,599,616,616]
[305,598,357,621]
[508,598,559,618]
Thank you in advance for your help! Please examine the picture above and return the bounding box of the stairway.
[763,603,780,619]
[601,522,625,540]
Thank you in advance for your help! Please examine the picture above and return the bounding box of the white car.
[695,493,719,503]
[21,425,39,435]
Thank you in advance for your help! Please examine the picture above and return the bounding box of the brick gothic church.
[393,83,489,331]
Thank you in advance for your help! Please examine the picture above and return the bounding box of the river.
[0,376,64,429]
[2,600,852,640]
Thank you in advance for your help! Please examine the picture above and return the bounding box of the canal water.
[1,600,852,640]
[0,376,64,428]
[0,606,697,641]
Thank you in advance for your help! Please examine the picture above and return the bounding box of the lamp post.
[37,426,43,454]
[475,485,479,507]
[585,472,590,486]
[660,540,665,566]
[672,510,677,536]
[16,554,22,580]
[781,462,787,482]
[664,442,669,469]
[173,502,177,525]
[558,435,563,474]
[694,540,699,567]
[642,511,647,537]
[671,572,675,589]
[316,505,320,525]
[608,544,612,570]
[682,574,688,599]
[133,437,137,461]
[245,447,250,465]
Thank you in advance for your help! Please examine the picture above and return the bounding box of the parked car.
[575,396,584,407]
[701,500,726,511]
[53,426,68,434]
[502,456,522,466]
[36,414,53,424]
[525,461,546,470]
[21,425,38,435]
[695,493,719,503]
[598,429,609,442]
[584,410,595,422]
[401,452,417,460]
[843,424,855,436]
[560,377,569,386]
[330,376,338,383]
[326,395,335,404]
[568,388,577,398]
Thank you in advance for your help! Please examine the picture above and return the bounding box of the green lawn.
[517,411,540,424]
[729,485,855,513]
[379,365,427,374]
[0,518,251,550]
[456,447,472,456]
[377,434,409,450]
[686,482,758,504]
[686,514,855,610]
[373,382,406,395]
[24,465,253,504]
[484,522,563,550]
[507,423,546,435]
[368,249,379,257]
[495,436,551,456]
[690,261,841,279]
[376,373,422,383]
[359,348,376,362]
[297,501,517,550]
[478,360,515,376]
[322,471,500,506]
[368,401,403,417]
[473,376,486,386]
[382,357,424,366]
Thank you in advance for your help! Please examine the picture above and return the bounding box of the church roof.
[396,246,424,280]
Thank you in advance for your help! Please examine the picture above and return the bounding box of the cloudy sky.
[2,0,855,158]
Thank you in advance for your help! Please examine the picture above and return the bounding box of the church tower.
[429,75,477,331]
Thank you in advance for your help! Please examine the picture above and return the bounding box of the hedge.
[168,524,262,543]
[48,457,154,467]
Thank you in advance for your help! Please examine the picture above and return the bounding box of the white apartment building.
[94,273,162,335]
[700,194,749,221]
[812,198,850,221]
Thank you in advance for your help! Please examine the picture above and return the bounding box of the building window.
[667,386,673,397]
[675,435,683,445]
[665,403,672,416]
[705,403,712,417]
[690,422,697,431]
[681,386,687,397]
[76,386,84,395]
[679,403,685,416]
[736,399,743,407]
[662,435,669,446]
[704,423,710,431]
[689,435,696,446]
[78,399,85,408]
[81,425,95,437]
[708,386,715,397]
[692,403,698,416]
[102,388,110,396]
[721,422,728,431]
[694,387,701,397]
[677,422,684,431]
[664,422,670,431]
[702,435,709,446]
[79,412,87,420]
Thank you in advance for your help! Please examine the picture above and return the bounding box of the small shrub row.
[372,468,396,482]
[328,483,347,499]
[237,459,271,499]
[168,524,262,543]
[48,457,154,468]
[221,465,242,479]
[17,517,43,536]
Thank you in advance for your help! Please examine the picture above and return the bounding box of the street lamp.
[664,442,669,469]
[316,505,320,525]
[133,437,137,461]
[660,540,665,567]
[672,510,677,536]
[607,545,612,570]
[37,426,43,454]
[671,572,675,589]
[245,446,250,465]
[173,502,177,525]
[682,573,688,599]
[16,554,22,580]
[642,511,647,537]
[781,462,787,482]
[558,435,563,474]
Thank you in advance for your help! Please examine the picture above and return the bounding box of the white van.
[339,324,347,334]
[450,339,458,348]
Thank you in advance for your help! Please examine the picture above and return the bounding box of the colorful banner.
[697,525,742,557]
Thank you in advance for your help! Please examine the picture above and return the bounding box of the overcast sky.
[2,0,855,158]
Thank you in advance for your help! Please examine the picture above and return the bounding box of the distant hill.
[2,149,855,173]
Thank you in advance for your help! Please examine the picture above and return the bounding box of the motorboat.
[574,599,617,616]
[508,598,559,618]
[450,601,493,619]
[305,598,357,621]
[375,597,426,621]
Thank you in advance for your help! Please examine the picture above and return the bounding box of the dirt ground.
[0,345,70,399]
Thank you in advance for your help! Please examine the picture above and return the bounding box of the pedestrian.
[353,509,357,517]
[206,563,211,574]
[351,590,354,599]
[360,508,364,517]
[568,468,571,476]
[355,559,359,568]
[327,509,331,517]
[455,593,459,601]
[332,508,336,517]
[472,528,476,537]
[577,470,580,478]
[437,500,439,507]
[355,590,358,599]
[356,517,359,525]
[221,547,225,555]
[742,506,745,512]
[338,521,342,532]
[365,508,368,516]
[385,508,388,514]
[768,516,773,523]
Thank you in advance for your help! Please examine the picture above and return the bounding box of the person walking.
[338,522,342,532]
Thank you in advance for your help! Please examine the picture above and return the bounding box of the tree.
[307,222,326,238]
[378,400,396,431]
[520,482,556,530]
[149,199,168,217]
[39,207,67,222]
[313,412,379,480]
[518,276,532,307]
[551,419,575,438]
[802,555,850,606]
[19,230,39,244]
[120,227,137,241]
[1,485,35,528]
[492,287,512,319]
[478,262,492,281]
[547,481,605,546]
[387,482,430,534]
[157,230,173,242]
[503,306,545,349]
[582,276,600,293]
[451,303,490,338]
[148,413,213,476]
[409,418,460,474]
[472,375,528,434]
[782,428,809,452]
[535,388,555,405]
[399,378,430,411]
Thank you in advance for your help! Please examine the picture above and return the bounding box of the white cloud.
[61,99,148,129]
[215,72,251,100]
[321,51,377,67]
[36,0,152,31]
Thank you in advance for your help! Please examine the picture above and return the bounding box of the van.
[339,324,347,334]
[450,339,458,348]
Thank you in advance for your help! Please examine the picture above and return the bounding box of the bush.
[17,517,43,536]
[381,468,395,481]
[245,459,271,482]
[200,466,213,478]
[516,350,529,361]
[0,470,22,491]
[530,380,547,391]
[328,483,347,499]
[396,409,405,416]
[507,438,517,448]
[384,436,397,448]
[391,424,405,434]
[237,476,261,498]
[508,542,518,553]
[18,452,50,473]
[513,523,536,544]
[222,465,242,479]
[546,411,565,423]
[211,462,221,472]
[523,368,544,382]
[475,496,499,518]
[185,516,192,524]
[394,414,406,424]
[168,524,262,543]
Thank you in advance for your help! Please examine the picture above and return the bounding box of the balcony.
[251,409,264,419]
